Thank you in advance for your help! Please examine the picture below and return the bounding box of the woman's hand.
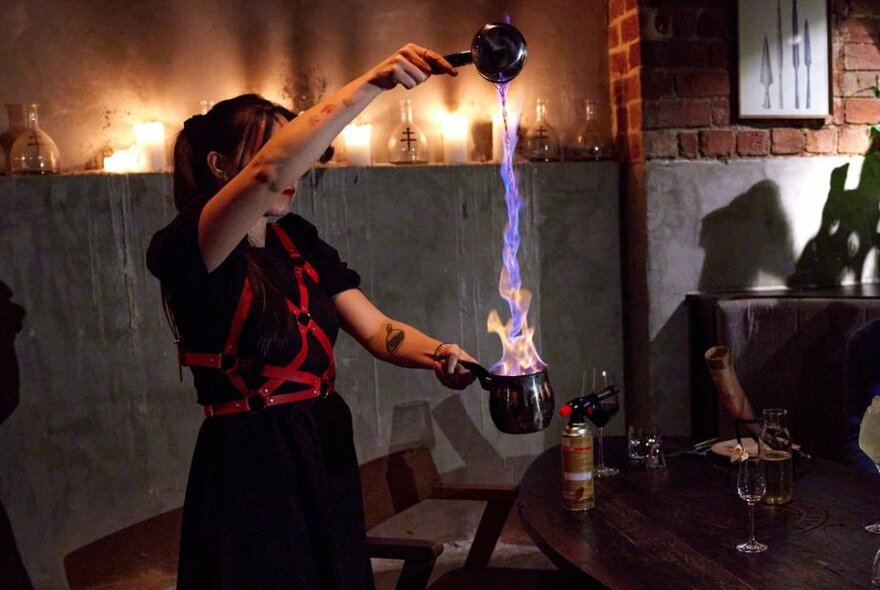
[432,343,477,391]
[366,44,457,90]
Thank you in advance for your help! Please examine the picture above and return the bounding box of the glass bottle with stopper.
[10,103,60,174]
[571,98,603,161]
[388,99,428,164]
[1,104,27,174]
[525,99,560,162]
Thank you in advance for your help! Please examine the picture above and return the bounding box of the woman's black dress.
[147,212,375,590]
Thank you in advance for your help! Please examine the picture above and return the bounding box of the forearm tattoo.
[385,323,405,354]
[308,103,340,128]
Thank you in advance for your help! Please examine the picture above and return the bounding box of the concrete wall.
[0,0,611,171]
[646,154,876,436]
[0,162,621,588]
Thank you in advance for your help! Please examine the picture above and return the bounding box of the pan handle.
[443,51,473,67]
[458,360,492,390]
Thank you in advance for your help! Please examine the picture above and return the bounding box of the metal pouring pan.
[459,360,554,434]
[443,22,528,83]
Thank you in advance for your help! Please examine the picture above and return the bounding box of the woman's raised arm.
[197,45,455,272]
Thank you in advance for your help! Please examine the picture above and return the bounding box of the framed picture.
[738,0,830,118]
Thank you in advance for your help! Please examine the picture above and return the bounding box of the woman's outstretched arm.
[334,289,476,391]
[199,45,456,271]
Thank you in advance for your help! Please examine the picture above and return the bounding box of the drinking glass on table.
[873,547,880,587]
[736,454,768,553]
[588,368,619,478]
[859,396,880,534]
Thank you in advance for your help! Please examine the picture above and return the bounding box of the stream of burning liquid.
[487,83,547,376]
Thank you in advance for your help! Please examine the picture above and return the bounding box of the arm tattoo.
[320,103,339,115]
[385,323,405,354]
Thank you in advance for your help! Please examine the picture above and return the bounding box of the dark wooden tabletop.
[517,437,880,590]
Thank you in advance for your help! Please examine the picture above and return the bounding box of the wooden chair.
[360,445,563,590]
[63,507,181,590]
[63,446,559,590]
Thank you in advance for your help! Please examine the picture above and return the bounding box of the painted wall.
[0,0,611,171]
[0,162,622,588]
[646,154,878,435]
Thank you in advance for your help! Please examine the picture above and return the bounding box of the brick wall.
[609,0,644,163]
[636,0,880,160]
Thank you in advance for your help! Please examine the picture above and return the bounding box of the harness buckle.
[319,378,332,399]
[297,312,312,328]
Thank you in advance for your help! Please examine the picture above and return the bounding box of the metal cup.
[444,22,528,83]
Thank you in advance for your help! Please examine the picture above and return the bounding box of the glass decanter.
[1,104,26,174]
[10,104,60,174]
[571,99,603,161]
[760,408,793,505]
[525,98,560,162]
[388,99,428,164]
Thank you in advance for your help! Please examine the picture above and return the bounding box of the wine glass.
[872,545,880,587]
[588,368,620,478]
[859,396,880,534]
[736,455,768,553]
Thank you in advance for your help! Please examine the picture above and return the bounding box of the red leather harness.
[165,223,335,418]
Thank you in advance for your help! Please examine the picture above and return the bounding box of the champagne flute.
[588,368,620,478]
[736,455,768,553]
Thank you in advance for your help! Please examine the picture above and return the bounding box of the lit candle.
[342,123,372,166]
[103,146,143,173]
[133,121,167,172]
[441,113,469,164]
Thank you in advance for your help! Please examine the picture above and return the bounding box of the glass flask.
[10,104,60,174]
[760,408,793,505]
[571,99,603,161]
[388,99,428,164]
[1,104,26,174]
[525,98,560,162]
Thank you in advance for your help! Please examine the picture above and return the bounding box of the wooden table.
[517,438,880,589]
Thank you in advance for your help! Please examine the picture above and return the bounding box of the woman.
[146,44,477,589]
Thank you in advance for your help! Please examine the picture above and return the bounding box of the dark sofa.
[687,285,880,462]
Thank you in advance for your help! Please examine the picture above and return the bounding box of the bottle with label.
[560,411,594,511]
[525,98,560,162]
[760,408,793,505]
[388,99,428,164]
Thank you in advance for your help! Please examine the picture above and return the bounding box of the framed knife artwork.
[737,0,830,118]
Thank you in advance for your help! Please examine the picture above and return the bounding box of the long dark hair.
[173,94,297,369]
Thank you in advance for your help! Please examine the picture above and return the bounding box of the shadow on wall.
[789,151,880,287]
[0,280,34,590]
[698,179,795,291]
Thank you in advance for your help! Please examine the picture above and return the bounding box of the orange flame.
[487,266,547,376]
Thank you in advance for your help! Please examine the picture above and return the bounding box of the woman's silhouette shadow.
[699,180,795,291]
[0,279,33,590]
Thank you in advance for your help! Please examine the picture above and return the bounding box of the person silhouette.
[0,280,34,590]
[845,317,880,472]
